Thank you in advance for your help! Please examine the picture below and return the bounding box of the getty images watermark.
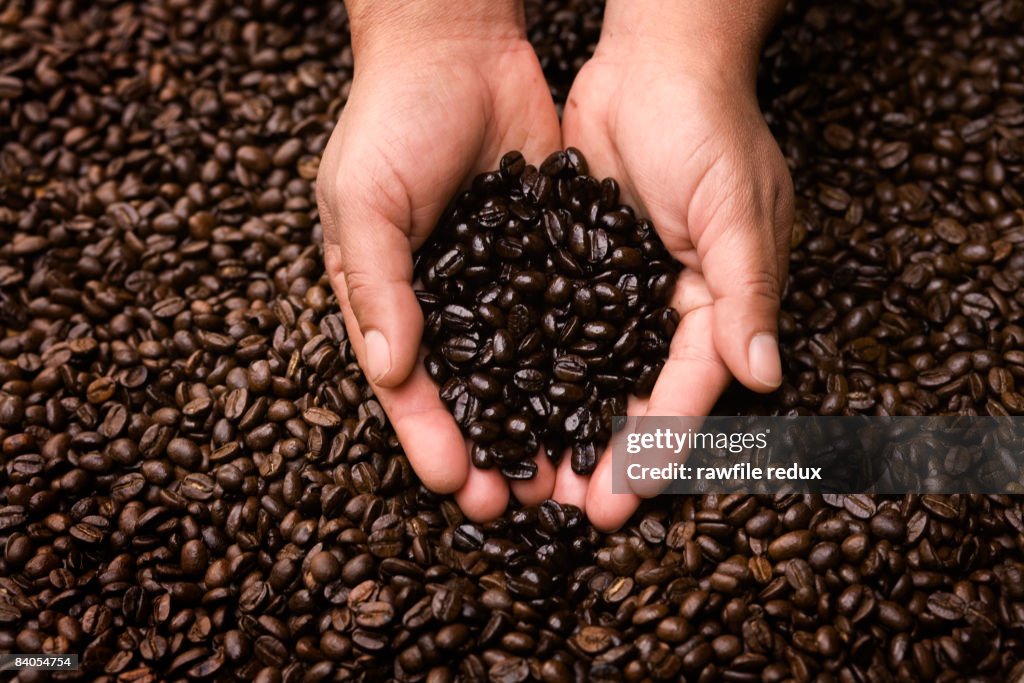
[611,415,1024,495]
[624,426,822,483]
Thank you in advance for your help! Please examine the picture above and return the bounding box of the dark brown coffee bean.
[489,657,529,683]
[468,372,502,400]
[355,601,395,628]
[878,601,913,631]
[548,383,585,404]
[442,337,478,364]
[180,539,209,575]
[927,592,966,621]
[431,588,462,623]
[238,145,272,172]
[844,494,877,519]
[309,551,341,584]
[570,441,596,474]
[513,369,546,393]
[876,141,910,168]
[767,531,811,560]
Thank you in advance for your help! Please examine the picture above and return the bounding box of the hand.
[316,5,562,521]
[554,24,794,530]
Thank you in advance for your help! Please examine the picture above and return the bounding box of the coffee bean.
[355,601,395,628]
[303,407,341,428]
[435,248,466,277]
[442,336,478,364]
[570,441,597,474]
[548,382,586,404]
[180,539,209,575]
[878,601,913,631]
[767,531,811,560]
[927,592,966,621]
[238,145,272,172]
[573,626,616,655]
[431,588,462,623]
[309,551,341,584]
[489,657,530,683]
[843,494,877,519]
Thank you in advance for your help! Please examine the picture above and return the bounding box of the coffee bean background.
[3,1,1024,681]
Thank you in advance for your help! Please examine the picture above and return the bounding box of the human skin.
[317,0,794,529]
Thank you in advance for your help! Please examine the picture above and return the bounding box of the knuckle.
[739,269,782,304]
[669,338,721,369]
[343,269,377,303]
[322,245,344,282]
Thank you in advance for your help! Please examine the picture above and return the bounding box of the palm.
[323,42,561,251]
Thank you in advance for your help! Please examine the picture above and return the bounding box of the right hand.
[316,26,562,520]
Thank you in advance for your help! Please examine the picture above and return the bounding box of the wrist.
[346,1,526,63]
[597,0,784,87]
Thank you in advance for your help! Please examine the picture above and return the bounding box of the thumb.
[319,189,423,388]
[700,218,785,393]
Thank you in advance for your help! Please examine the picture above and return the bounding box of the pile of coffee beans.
[3,0,1024,681]
[415,149,679,479]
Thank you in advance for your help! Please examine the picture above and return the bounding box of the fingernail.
[364,329,391,383]
[748,333,782,389]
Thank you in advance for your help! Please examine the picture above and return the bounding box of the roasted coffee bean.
[309,551,341,584]
[548,383,586,404]
[513,369,547,393]
[468,372,502,400]
[927,592,966,621]
[442,336,478,364]
[767,531,811,560]
[570,441,597,475]
[552,355,588,382]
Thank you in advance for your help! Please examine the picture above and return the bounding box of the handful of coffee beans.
[414,149,680,479]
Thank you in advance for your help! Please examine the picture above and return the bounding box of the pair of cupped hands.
[316,2,794,531]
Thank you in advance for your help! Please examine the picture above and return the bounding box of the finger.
[337,234,423,389]
[509,449,556,506]
[375,367,471,494]
[455,464,510,523]
[645,304,731,419]
[316,141,424,389]
[551,451,589,511]
[628,305,731,498]
[585,448,639,532]
[583,395,649,531]
[336,279,469,494]
[700,219,784,393]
